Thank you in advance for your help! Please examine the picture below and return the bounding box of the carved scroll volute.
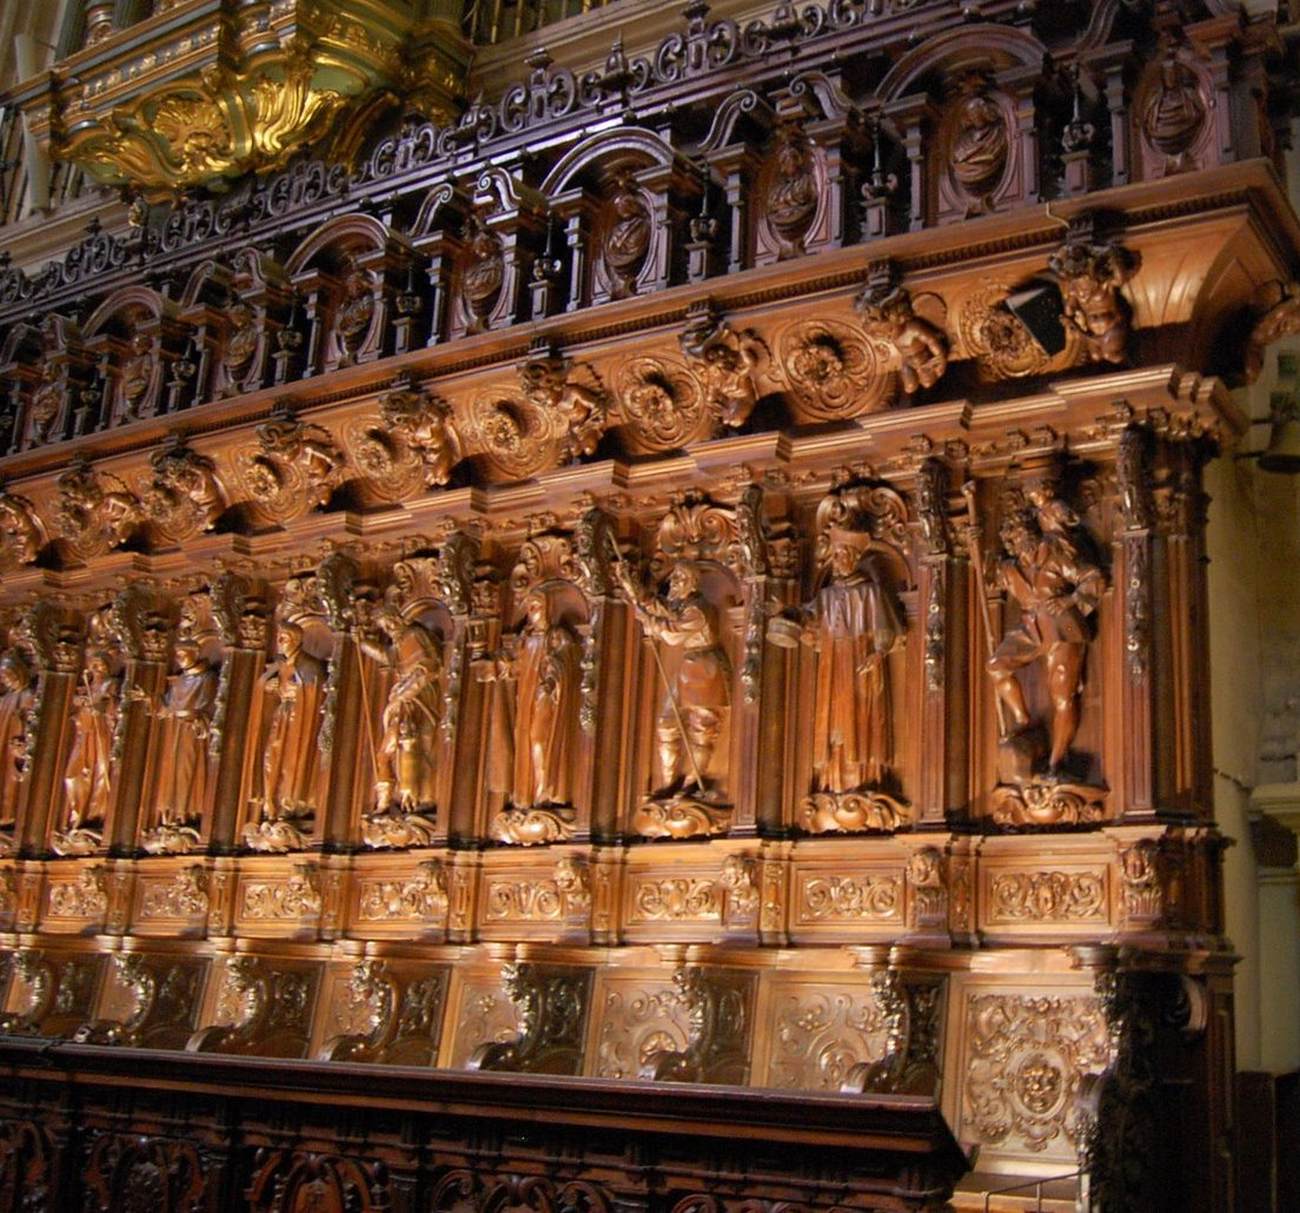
[3,601,81,856]
[911,458,961,826]
[54,459,142,564]
[138,591,222,856]
[138,439,226,548]
[786,476,912,837]
[1115,427,1156,822]
[95,585,170,854]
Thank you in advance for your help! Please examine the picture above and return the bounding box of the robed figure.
[148,638,218,834]
[62,648,120,833]
[256,621,327,827]
[361,611,442,814]
[0,650,34,831]
[510,592,581,809]
[807,537,903,795]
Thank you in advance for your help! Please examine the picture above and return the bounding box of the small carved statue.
[0,648,35,836]
[1048,239,1136,366]
[58,645,121,848]
[989,504,1105,778]
[144,635,218,851]
[335,258,376,361]
[518,350,608,460]
[508,590,581,811]
[616,559,730,805]
[379,386,461,486]
[119,332,154,414]
[604,172,651,296]
[359,606,443,816]
[247,621,327,846]
[678,307,767,430]
[855,268,949,395]
[223,302,259,381]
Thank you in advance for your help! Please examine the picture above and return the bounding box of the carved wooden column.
[105,586,171,855]
[316,553,368,852]
[453,552,501,850]
[208,574,270,853]
[911,457,964,827]
[13,602,81,857]
[1114,426,1157,821]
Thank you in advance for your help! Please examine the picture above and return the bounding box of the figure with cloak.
[145,635,218,848]
[253,620,327,832]
[59,645,121,845]
[509,590,581,810]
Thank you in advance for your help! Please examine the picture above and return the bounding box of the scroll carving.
[0,949,100,1035]
[319,959,448,1065]
[241,862,323,921]
[238,413,345,525]
[186,955,316,1058]
[775,318,890,420]
[841,965,944,1097]
[54,460,141,560]
[139,440,225,544]
[989,871,1107,923]
[47,864,110,918]
[640,966,755,1085]
[140,864,210,919]
[371,379,462,487]
[466,962,591,1075]
[73,952,203,1048]
[356,859,449,924]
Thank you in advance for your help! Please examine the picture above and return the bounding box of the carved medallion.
[776,318,890,420]
[601,171,652,298]
[236,415,345,525]
[616,355,709,450]
[1140,53,1208,175]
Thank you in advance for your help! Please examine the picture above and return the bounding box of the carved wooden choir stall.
[0,0,1294,1210]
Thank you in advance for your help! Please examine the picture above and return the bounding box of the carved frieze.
[987,870,1108,925]
[798,874,902,923]
[239,863,323,922]
[139,864,210,920]
[355,859,449,925]
[0,486,41,571]
[766,987,886,1092]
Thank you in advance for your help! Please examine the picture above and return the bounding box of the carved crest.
[140,439,225,543]
[238,413,345,524]
[54,460,142,561]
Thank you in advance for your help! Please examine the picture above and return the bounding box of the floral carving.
[776,318,889,419]
[54,460,142,560]
[595,981,690,1079]
[47,865,109,919]
[139,864,210,919]
[356,859,449,923]
[616,355,708,450]
[238,414,345,524]
[800,875,901,922]
[140,440,225,543]
[963,993,1109,1156]
[768,988,886,1091]
[240,863,322,921]
[631,876,722,922]
[988,871,1107,923]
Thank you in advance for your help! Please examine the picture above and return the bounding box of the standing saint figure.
[615,560,730,800]
[989,507,1106,775]
[806,532,904,796]
[61,647,121,837]
[255,621,327,829]
[147,637,218,844]
[359,608,442,815]
[510,591,581,809]
[0,649,35,834]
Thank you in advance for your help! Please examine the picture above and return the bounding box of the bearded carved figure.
[142,635,218,853]
[0,647,35,842]
[334,259,376,364]
[119,332,155,416]
[244,620,328,852]
[54,644,121,854]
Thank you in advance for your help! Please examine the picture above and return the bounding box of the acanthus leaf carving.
[466,962,591,1075]
[356,858,449,924]
[188,954,316,1058]
[319,958,448,1065]
[640,965,755,1084]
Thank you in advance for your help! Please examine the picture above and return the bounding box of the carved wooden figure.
[0,645,34,851]
[140,613,219,855]
[50,634,120,856]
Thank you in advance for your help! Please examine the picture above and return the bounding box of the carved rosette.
[139,442,226,544]
[615,355,710,451]
[54,462,142,561]
[355,379,462,492]
[775,318,891,420]
[236,415,345,526]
